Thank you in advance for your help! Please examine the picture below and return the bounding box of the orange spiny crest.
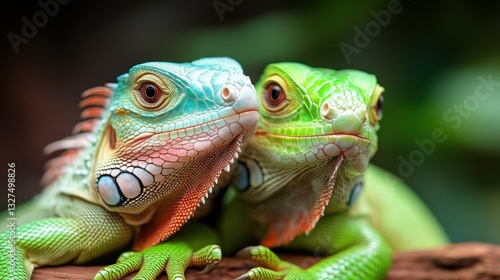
[133,166,220,250]
[41,86,114,187]
[261,212,315,248]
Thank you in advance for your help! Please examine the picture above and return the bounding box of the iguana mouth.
[124,112,257,151]
[195,132,244,208]
[93,106,258,209]
[260,132,376,163]
[262,132,373,144]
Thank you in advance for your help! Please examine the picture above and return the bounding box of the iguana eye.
[139,82,163,104]
[369,84,384,125]
[266,84,285,105]
[374,94,383,118]
[264,83,288,112]
[134,73,172,110]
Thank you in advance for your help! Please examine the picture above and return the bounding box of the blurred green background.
[2,0,499,244]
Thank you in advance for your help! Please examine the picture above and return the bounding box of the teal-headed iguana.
[218,62,448,279]
[0,57,259,280]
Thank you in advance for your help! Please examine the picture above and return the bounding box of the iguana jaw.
[194,131,245,208]
[258,154,345,247]
[242,132,371,247]
[93,107,257,206]
[94,107,258,250]
[131,114,255,250]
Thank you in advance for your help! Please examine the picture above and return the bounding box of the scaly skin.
[220,62,446,279]
[0,57,259,280]
[95,223,222,280]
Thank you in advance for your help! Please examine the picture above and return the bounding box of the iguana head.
[232,62,383,246]
[256,62,382,167]
[91,58,259,249]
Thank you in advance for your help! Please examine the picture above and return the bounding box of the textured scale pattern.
[1,199,134,279]
[0,57,259,280]
[285,215,392,279]
[84,60,259,250]
[41,86,114,186]
[95,224,222,280]
[228,62,391,279]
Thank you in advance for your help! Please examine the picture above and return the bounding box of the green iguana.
[0,57,259,280]
[217,62,448,279]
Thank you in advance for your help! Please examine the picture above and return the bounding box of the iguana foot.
[94,243,221,280]
[235,246,312,280]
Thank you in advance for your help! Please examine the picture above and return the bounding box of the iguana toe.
[192,244,222,274]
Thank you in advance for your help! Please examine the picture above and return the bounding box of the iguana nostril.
[221,86,236,102]
[321,102,336,120]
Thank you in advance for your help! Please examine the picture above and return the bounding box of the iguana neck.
[238,138,364,246]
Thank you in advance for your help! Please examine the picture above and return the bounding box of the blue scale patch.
[230,162,250,192]
[97,175,123,206]
[348,182,363,206]
[116,172,142,199]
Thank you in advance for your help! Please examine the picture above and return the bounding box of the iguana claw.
[94,243,221,280]
[235,267,286,280]
[193,244,222,274]
[235,246,307,280]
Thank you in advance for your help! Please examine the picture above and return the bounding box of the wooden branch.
[32,242,500,279]
[387,242,500,279]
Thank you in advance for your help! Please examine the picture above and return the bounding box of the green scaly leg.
[95,222,222,280]
[236,214,392,280]
[0,199,134,280]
